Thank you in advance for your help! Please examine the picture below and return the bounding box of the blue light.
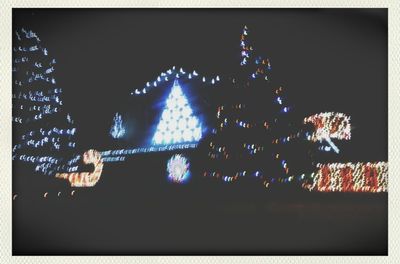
[110,113,125,139]
[152,79,202,145]
[324,146,331,152]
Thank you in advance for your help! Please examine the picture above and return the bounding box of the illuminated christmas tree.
[12,28,78,176]
[204,26,313,186]
[152,79,202,145]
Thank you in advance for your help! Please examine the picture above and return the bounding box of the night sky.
[12,9,388,255]
[13,8,387,160]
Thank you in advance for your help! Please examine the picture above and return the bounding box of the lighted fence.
[302,162,388,192]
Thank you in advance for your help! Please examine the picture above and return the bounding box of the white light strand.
[130,67,221,96]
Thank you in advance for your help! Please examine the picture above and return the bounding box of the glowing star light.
[152,79,202,145]
[167,154,190,183]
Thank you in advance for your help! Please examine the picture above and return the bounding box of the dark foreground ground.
[13,153,387,255]
[13,181,387,255]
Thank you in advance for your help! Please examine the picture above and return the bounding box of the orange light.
[56,149,103,187]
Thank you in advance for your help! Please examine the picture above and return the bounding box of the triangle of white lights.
[152,79,202,145]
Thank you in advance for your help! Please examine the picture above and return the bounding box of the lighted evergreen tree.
[12,28,78,176]
[204,26,313,186]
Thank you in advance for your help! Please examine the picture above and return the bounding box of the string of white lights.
[130,66,221,96]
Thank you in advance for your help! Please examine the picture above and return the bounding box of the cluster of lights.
[252,55,271,80]
[243,143,264,155]
[203,160,388,192]
[16,28,40,42]
[217,118,251,131]
[102,156,126,162]
[12,190,78,201]
[240,25,252,66]
[13,90,62,103]
[13,35,62,124]
[67,154,81,166]
[131,66,221,96]
[12,28,78,176]
[56,150,104,187]
[263,174,306,187]
[167,154,190,183]
[12,153,80,175]
[203,170,248,182]
[318,145,334,152]
[216,106,272,131]
[110,112,126,139]
[207,45,298,184]
[152,80,202,145]
[204,169,297,184]
[303,162,388,192]
[208,142,265,160]
[21,127,76,137]
[280,159,290,174]
[239,26,272,80]
[13,127,76,151]
[205,148,296,183]
[273,89,292,114]
[99,143,198,163]
[235,119,253,129]
[15,154,58,164]
[271,132,305,145]
[204,169,308,186]
[208,142,229,159]
[304,112,351,142]
[216,105,224,119]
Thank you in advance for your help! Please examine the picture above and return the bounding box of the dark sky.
[13,8,388,160]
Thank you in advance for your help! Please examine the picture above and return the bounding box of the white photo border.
[1,0,398,263]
